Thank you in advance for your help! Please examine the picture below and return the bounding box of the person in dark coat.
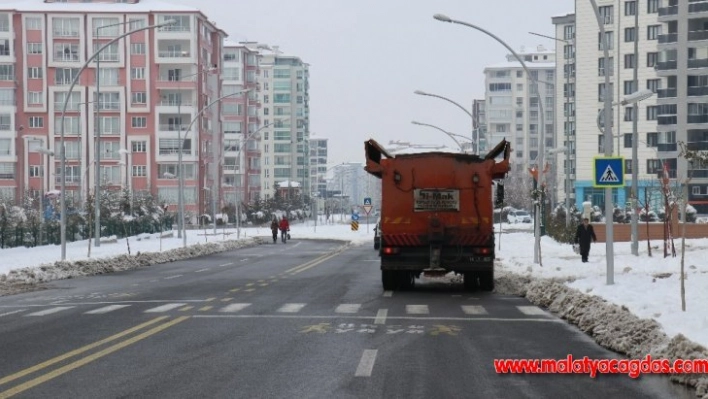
[270,217,279,244]
[575,218,597,263]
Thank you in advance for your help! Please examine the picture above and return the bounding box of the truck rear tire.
[382,270,397,291]
[479,270,494,291]
[463,272,478,291]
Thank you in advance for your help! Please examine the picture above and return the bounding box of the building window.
[598,31,614,51]
[624,54,635,69]
[128,18,145,30]
[25,17,42,30]
[692,186,701,195]
[53,43,78,62]
[0,163,15,179]
[625,159,633,174]
[29,116,43,128]
[646,159,662,174]
[624,27,635,42]
[130,67,145,80]
[625,1,636,16]
[27,43,42,54]
[131,140,147,152]
[624,80,636,95]
[93,17,120,36]
[29,165,42,177]
[52,17,79,37]
[55,68,79,85]
[130,43,145,55]
[28,92,43,105]
[647,25,661,40]
[599,5,613,24]
[646,106,658,120]
[131,117,147,128]
[159,138,191,155]
[27,67,43,79]
[132,165,147,177]
[647,0,659,13]
[646,52,658,67]
[131,92,147,104]
[646,132,658,147]
[624,133,633,148]
[624,107,634,122]
[646,79,661,93]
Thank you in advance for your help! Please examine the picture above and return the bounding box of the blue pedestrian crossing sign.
[364,197,372,206]
[594,157,625,188]
[351,213,360,221]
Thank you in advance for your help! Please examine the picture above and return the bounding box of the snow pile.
[496,269,708,395]
[0,237,264,287]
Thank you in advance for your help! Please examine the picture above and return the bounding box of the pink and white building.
[0,0,231,222]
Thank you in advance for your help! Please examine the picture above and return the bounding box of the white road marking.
[517,306,547,316]
[406,305,429,315]
[219,262,234,267]
[355,350,378,377]
[0,309,26,317]
[335,304,361,314]
[26,307,75,317]
[240,258,249,262]
[374,309,388,325]
[220,303,252,313]
[277,303,306,313]
[144,303,187,313]
[193,314,563,322]
[84,305,131,315]
[194,268,210,273]
[461,305,488,315]
[164,275,183,280]
[383,291,393,297]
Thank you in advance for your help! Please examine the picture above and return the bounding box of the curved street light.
[434,13,547,265]
[413,90,477,153]
[410,121,464,151]
[176,88,253,248]
[57,19,176,260]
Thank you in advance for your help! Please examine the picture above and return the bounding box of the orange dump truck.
[364,139,510,291]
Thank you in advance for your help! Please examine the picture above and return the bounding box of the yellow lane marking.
[221,298,233,302]
[205,298,217,302]
[0,317,189,398]
[0,317,168,387]
[246,283,254,287]
[199,306,213,312]
[290,252,341,275]
[229,288,241,293]
[259,283,268,287]
[179,306,194,312]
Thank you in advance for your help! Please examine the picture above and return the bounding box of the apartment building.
[1,0,225,224]
[256,47,310,200]
[472,99,487,154]
[657,0,708,213]
[309,136,328,198]
[483,46,556,175]
[221,40,260,206]
[571,0,662,210]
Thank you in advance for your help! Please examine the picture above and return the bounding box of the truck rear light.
[382,247,400,255]
[474,247,492,255]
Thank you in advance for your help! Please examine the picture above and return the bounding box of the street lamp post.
[413,90,477,153]
[57,19,176,260]
[434,13,547,264]
[119,148,133,214]
[410,121,466,151]
[178,89,252,247]
[34,141,54,247]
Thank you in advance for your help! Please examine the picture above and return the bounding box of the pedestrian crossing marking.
[229,288,241,293]
[199,306,213,312]
[259,283,269,287]
[220,303,251,313]
[26,307,74,317]
[461,305,488,315]
[335,304,361,314]
[205,297,217,302]
[179,306,194,312]
[517,306,546,316]
[406,305,429,314]
[244,288,256,292]
[599,164,620,183]
[144,303,186,313]
[84,305,130,315]
[221,298,233,302]
[278,303,306,313]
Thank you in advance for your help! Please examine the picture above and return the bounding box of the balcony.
[687,142,708,151]
[688,115,708,124]
[159,100,194,107]
[655,60,677,70]
[688,86,708,97]
[658,33,678,44]
[158,50,190,58]
[688,30,708,42]
[158,124,189,131]
[658,115,678,125]
[657,88,677,98]
[689,2,708,14]
[657,143,678,152]
[689,170,708,178]
[658,6,678,16]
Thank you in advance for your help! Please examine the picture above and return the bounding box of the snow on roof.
[0,0,199,13]
[484,61,556,70]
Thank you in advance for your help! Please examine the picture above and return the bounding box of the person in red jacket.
[279,216,290,243]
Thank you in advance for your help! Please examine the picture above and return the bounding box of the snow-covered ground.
[1,219,707,393]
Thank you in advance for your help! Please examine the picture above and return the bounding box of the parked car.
[373,218,381,250]
[507,210,532,224]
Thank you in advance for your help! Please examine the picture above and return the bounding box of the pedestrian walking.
[574,218,597,263]
[270,217,279,244]
[279,216,290,243]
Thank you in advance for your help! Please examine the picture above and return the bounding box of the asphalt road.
[0,238,696,398]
